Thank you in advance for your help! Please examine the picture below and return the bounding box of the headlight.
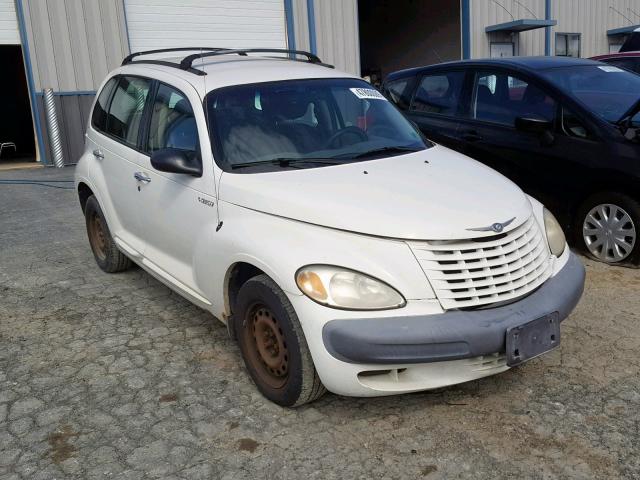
[295,265,406,310]
[543,208,566,257]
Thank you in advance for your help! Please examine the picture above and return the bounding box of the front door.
[134,81,219,301]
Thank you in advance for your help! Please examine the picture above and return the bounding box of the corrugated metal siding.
[22,0,129,91]
[552,0,639,57]
[0,0,20,44]
[292,0,310,52]
[311,0,360,74]
[21,0,129,164]
[124,0,286,52]
[471,0,546,58]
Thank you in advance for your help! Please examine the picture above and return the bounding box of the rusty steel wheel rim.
[88,213,107,261]
[244,304,289,389]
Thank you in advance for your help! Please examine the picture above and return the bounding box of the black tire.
[574,191,640,266]
[84,195,132,273]
[234,274,326,406]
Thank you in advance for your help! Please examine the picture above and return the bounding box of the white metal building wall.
[0,0,20,44]
[124,0,287,53]
[552,0,640,57]
[470,0,546,58]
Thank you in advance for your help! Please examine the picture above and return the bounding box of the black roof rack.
[121,47,333,76]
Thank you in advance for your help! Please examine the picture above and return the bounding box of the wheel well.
[225,262,265,317]
[77,183,94,213]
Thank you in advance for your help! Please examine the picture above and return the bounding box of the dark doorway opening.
[0,45,35,163]
[358,0,462,85]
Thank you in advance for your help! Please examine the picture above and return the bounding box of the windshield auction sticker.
[598,66,624,73]
[350,88,387,100]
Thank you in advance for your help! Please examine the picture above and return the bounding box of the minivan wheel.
[84,195,132,273]
[576,192,640,266]
[235,274,326,406]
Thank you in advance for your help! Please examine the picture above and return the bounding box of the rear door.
[88,75,152,256]
[403,69,469,150]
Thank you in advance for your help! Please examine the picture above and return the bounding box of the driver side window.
[561,107,594,140]
[147,83,199,154]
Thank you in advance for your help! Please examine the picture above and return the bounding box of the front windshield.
[205,78,429,171]
[541,65,640,126]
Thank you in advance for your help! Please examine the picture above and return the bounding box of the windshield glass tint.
[541,65,640,123]
[205,78,428,170]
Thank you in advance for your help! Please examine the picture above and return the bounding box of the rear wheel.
[235,274,326,406]
[576,192,640,266]
[84,195,132,273]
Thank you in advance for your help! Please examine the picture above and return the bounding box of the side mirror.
[150,148,202,177]
[515,115,552,134]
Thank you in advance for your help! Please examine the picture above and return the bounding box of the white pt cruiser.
[75,49,585,406]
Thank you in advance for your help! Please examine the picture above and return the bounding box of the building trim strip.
[35,90,97,97]
[14,0,48,165]
[545,0,552,56]
[306,0,317,54]
[284,0,296,51]
[461,0,471,59]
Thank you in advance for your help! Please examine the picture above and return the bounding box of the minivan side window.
[104,76,151,147]
[147,83,198,153]
[384,78,411,109]
[91,77,118,132]
[473,72,556,127]
[410,72,465,116]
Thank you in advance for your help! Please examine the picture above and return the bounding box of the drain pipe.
[43,88,65,168]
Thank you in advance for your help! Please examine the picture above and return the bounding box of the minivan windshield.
[541,65,640,126]
[205,78,429,171]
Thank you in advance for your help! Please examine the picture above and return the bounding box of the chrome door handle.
[92,149,104,159]
[134,172,151,183]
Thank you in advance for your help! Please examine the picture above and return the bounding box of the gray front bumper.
[322,252,585,365]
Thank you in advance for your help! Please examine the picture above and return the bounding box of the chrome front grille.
[408,216,552,310]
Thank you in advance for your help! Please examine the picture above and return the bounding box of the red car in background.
[592,28,640,74]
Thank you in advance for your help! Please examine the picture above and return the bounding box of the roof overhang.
[607,25,640,36]
[485,19,557,33]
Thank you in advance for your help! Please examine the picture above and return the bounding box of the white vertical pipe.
[43,88,65,168]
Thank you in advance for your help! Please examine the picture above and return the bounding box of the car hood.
[219,145,533,240]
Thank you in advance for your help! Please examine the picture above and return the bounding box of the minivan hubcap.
[246,305,288,388]
[583,203,636,263]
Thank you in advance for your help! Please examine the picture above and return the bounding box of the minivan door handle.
[461,131,483,142]
[92,149,104,159]
[134,172,151,183]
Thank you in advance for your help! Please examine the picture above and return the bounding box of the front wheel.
[576,192,640,266]
[235,274,326,406]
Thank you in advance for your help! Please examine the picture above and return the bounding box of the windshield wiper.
[230,158,342,170]
[616,98,640,125]
[341,146,422,160]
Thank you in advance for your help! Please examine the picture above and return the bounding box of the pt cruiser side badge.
[467,217,516,233]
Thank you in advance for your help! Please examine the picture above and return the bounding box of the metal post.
[43,88,65,168]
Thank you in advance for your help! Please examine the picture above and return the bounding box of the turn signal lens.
[295,265,406,310]
[543,208,566,257]
[296,271,328,301]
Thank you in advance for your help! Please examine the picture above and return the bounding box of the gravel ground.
[1,166,639,480]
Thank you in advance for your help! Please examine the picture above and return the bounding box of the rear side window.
[383,78,411,109]
[410,71,465,116]
[147,83,199,153]
[104,76,151,147]
[91,77,117,132]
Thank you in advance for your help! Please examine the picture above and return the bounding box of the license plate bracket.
[506,313,560,367]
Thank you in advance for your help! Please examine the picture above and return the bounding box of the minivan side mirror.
[150,148,202,177]
[515,115,552,134]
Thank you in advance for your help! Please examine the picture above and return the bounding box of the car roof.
[385,56,603,81]
[592,51,640,60]
[115,54,359,95]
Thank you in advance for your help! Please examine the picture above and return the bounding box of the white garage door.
[0,0,21,45]
[124,0,287,53]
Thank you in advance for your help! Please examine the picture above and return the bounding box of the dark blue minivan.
[383,57,640,266]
